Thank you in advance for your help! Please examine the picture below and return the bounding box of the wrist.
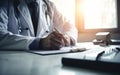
[39,38,44,50]
[29,38,40,50]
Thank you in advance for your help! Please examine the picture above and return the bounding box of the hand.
[62,34,71,46]
[39,31,65,50]
[39,31,75,50]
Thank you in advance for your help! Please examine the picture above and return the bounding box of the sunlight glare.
[81,0,117,29]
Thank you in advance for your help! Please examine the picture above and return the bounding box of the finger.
[50,38,64,50]
[52,31,64,38]
[47,33,64,50]
[62,35,71,46]
[50,33,63,43]
[50,41,63,50]
[50,36,64,46]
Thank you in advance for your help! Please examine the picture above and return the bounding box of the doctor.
[0,0,78,50]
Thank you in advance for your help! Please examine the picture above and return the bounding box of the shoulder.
[0,0,15,15]
[0,0,8,7]
[0,0,14,7]
[0,0,9,13]
[44,0,55,8]
[49,0,55,8]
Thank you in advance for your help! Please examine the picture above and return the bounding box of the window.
[76,0,120,33]
[51,0,120,33]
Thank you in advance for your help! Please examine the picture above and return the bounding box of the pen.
[70,48,87,52]
[53,27,60,33]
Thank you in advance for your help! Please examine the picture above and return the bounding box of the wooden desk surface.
[0,50,119,75]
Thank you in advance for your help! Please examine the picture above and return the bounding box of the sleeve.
[50,2,78,43]
[0,3,40,50]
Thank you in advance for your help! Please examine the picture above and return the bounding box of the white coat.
[0,0,78,50]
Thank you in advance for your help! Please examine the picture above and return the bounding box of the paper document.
[28,45,89,55]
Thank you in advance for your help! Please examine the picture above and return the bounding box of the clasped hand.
[39,31,71,50]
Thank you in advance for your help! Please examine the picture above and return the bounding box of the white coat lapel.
[36,0,52,37]
[17,0,34,36]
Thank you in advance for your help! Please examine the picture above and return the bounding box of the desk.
[0,43,120,75]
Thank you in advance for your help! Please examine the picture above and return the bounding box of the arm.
[39,1,78,50]
[51,1,78,45]
[0,3,39,50]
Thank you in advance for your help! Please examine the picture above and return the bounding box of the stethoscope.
[15,0,53,36]
[13,0,29,34]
